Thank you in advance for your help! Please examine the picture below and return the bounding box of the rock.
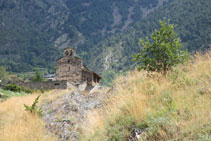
[78,82,87,91]
[67,82,77,89]
[42,89,108,141]
[71,104,79,111]
[128,125,146,141]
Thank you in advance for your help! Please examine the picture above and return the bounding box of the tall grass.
[0,89,70,141]
[82,51,211,140]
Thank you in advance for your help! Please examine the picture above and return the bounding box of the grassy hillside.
[0,89,70,141]
[82,51,211,140]
[0,52,210,140]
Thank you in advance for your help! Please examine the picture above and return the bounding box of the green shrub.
[40,88,45,93]
[24,95,42,116]
[0,93,8,99]
[3,84,33,93]
[21,87,33,93]
[0,88,27,101]
[0,66,9,84]
[4,84,22,92]
[31,71,43,82]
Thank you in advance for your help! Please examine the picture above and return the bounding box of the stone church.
[56,48,101,86]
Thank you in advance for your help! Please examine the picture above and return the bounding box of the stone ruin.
[56,48,101,86]
[17,48,101,90]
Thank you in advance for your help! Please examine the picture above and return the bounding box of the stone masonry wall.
[18,80,67,90]
[82,70,93,86]
[56,56,83,83]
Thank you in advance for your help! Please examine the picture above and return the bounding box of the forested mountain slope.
[0,0,68,72]
[88,0,211,75]
[0,0,168,72]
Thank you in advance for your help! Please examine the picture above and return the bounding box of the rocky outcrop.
[42,88,109,141]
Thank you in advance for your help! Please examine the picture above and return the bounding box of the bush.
[24,95,42,116]
[3,84,33,93]
[0,66,9,84]
[40,88,45,93]
[21,87,33,93]
[31,71,43,82]
[4,84,22,92]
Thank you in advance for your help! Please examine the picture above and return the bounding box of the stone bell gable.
[56,48,101,86]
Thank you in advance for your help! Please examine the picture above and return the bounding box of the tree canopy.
[133,19,188,73]
[0,66,9,84]
[31,71,43,82]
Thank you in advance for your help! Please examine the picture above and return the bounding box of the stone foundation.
[18,80,68,90]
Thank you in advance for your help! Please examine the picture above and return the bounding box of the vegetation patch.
[0,90,69,140]
[0,88,26,101]
[81,51,211,140]
[24,95,42,116]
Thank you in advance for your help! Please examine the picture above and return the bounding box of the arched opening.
[65,50,69,56]
[70,50,73,56]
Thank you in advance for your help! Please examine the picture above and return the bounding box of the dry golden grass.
[0,89,71,141]
[40,89,72,104]
[82,51,211,140]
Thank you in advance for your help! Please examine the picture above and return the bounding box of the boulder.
[78,82,87,91]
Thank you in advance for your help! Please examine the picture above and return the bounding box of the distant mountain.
[0,0,167,72]
[0,0,210,77]
[87,0,211,76]
[0,0,68,72]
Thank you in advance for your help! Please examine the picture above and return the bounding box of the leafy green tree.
[31,71,43,82]
[0,66,9,84]
[133,19,188,74]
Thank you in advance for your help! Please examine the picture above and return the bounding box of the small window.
[70,50,73,56]
[54,83,60,86]
[68,59,70,63]
[65,50,69,56]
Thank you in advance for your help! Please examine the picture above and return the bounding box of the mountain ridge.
[87,0,211,77]
[0,0,169,72]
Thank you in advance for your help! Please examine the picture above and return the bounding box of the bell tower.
[64,48,76,57]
